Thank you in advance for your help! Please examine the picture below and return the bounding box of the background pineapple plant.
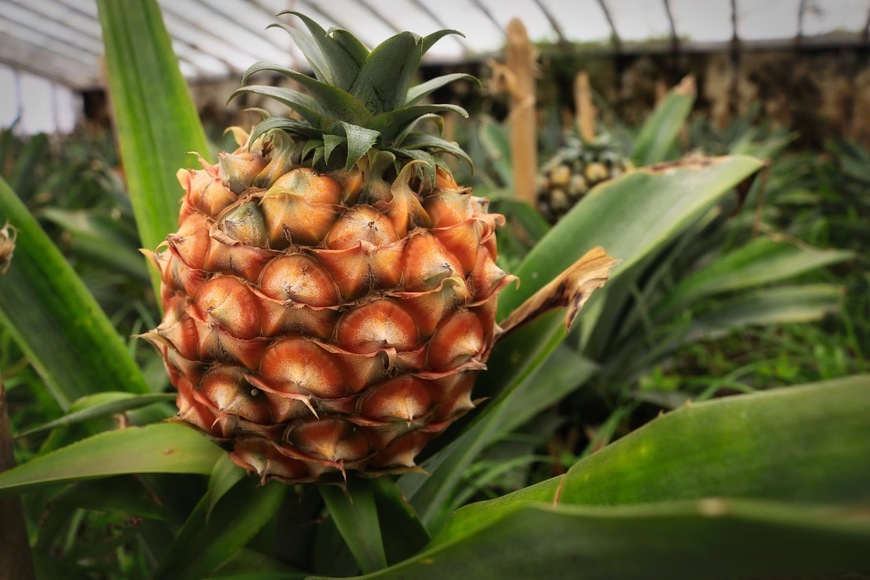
[0,2,868,579]
[535,71,633,223]
[535,135,633,223]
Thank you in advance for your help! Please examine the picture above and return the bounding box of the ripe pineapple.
[535,136,632,224]
[144,13,514,483]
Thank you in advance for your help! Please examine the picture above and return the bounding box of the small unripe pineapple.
[536,137,633,224]
[145,13,514,483]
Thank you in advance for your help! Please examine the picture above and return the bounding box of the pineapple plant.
[536,72,633,223]
[143,13,516,483]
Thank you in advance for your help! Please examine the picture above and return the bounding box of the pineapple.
[535,136,632,224]
[144,13,514,483]
[536,71,633,224]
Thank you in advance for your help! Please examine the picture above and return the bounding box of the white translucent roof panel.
[1,0,870,102]
[476,0,559,44]
[405,0,506,54]
[802,0,870,36]
[739,0,802,41]
[608,0,673,42]
[0,65,18,127]
[539,0,612,44]
[669,0,734,43]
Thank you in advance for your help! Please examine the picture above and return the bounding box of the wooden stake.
[506,18,537,205]
[574,71,597,143]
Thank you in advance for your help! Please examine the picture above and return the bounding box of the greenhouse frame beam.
[408,0,474,55]
[0,34,96,89]
[662,0,679,52]
[595,0,622,52]
[469,0,507,39]
[355,0,404,36]
[532,0,567,45]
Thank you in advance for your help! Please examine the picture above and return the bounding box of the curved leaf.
[0,177,150,409]
[486,156,764,416]
[406,74,477,106]
[654,237,853,321]
[96,0,211,293]
[242,62,372,126]
[630,76,696,166]
[372,104,468,143]
[154,477,287,580]
[15,392,174,438]
[0,423,221,495]
[351,32,420,115]
[230,86,327,128]
[278,11,362,90]
[360,500,870,579]
[341,122,381,170]
[320,479,387,574]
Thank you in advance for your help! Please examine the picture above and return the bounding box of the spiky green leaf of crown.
[230,11,477,172]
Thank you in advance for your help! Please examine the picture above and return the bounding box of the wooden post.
[506,18,537,205]
[0,385,36,580]
[574,71,597,143]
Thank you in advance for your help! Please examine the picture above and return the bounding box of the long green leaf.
[15,392,174,438]
[38,208,150,282]
[154,477,286,580]
[687,283,843,340]
[654,237,853,321]
[96,0,211,295]
[365,377,870,579]
[242,62,372,126]
[487,157,763,409]
[0,177,150,409]
[360,500,870,579]
[0,423,221,495]
[575,376,870,506]
[630,79,695,166]
[400,346,599,530]
[320,479,388,574]
[351,32,420,115]
[278,12,362,91]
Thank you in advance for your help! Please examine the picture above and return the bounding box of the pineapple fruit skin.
[145,136,513,483]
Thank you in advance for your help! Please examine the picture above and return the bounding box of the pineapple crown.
[230,12,476,180]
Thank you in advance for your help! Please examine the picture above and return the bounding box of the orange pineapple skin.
[146,140,513,483]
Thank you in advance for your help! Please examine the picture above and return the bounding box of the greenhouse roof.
[1,0,868,132]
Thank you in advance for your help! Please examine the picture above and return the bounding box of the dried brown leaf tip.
[497,246,618,338]
[0,222,17,275]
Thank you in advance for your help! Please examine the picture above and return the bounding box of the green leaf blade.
[0,423,222,495]
[96,0,211,294]
[154,477,286,580]
[363,500,870,580]
[321,479,388,574]
[0,177,150,409]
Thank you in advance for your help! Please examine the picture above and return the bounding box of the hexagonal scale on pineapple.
[335,299,420,354]
[358,375,432,423]
[324,205,398,249]
[402,232,464,292]
[259,338,348,400]
[216,200,268,247]
[314,240,404,300]
[193,276,261,340]
[426,309,485,372]
[219,150,267,194]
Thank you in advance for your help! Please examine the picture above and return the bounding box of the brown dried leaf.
[497,246,618,339]
[0,222,17,275]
